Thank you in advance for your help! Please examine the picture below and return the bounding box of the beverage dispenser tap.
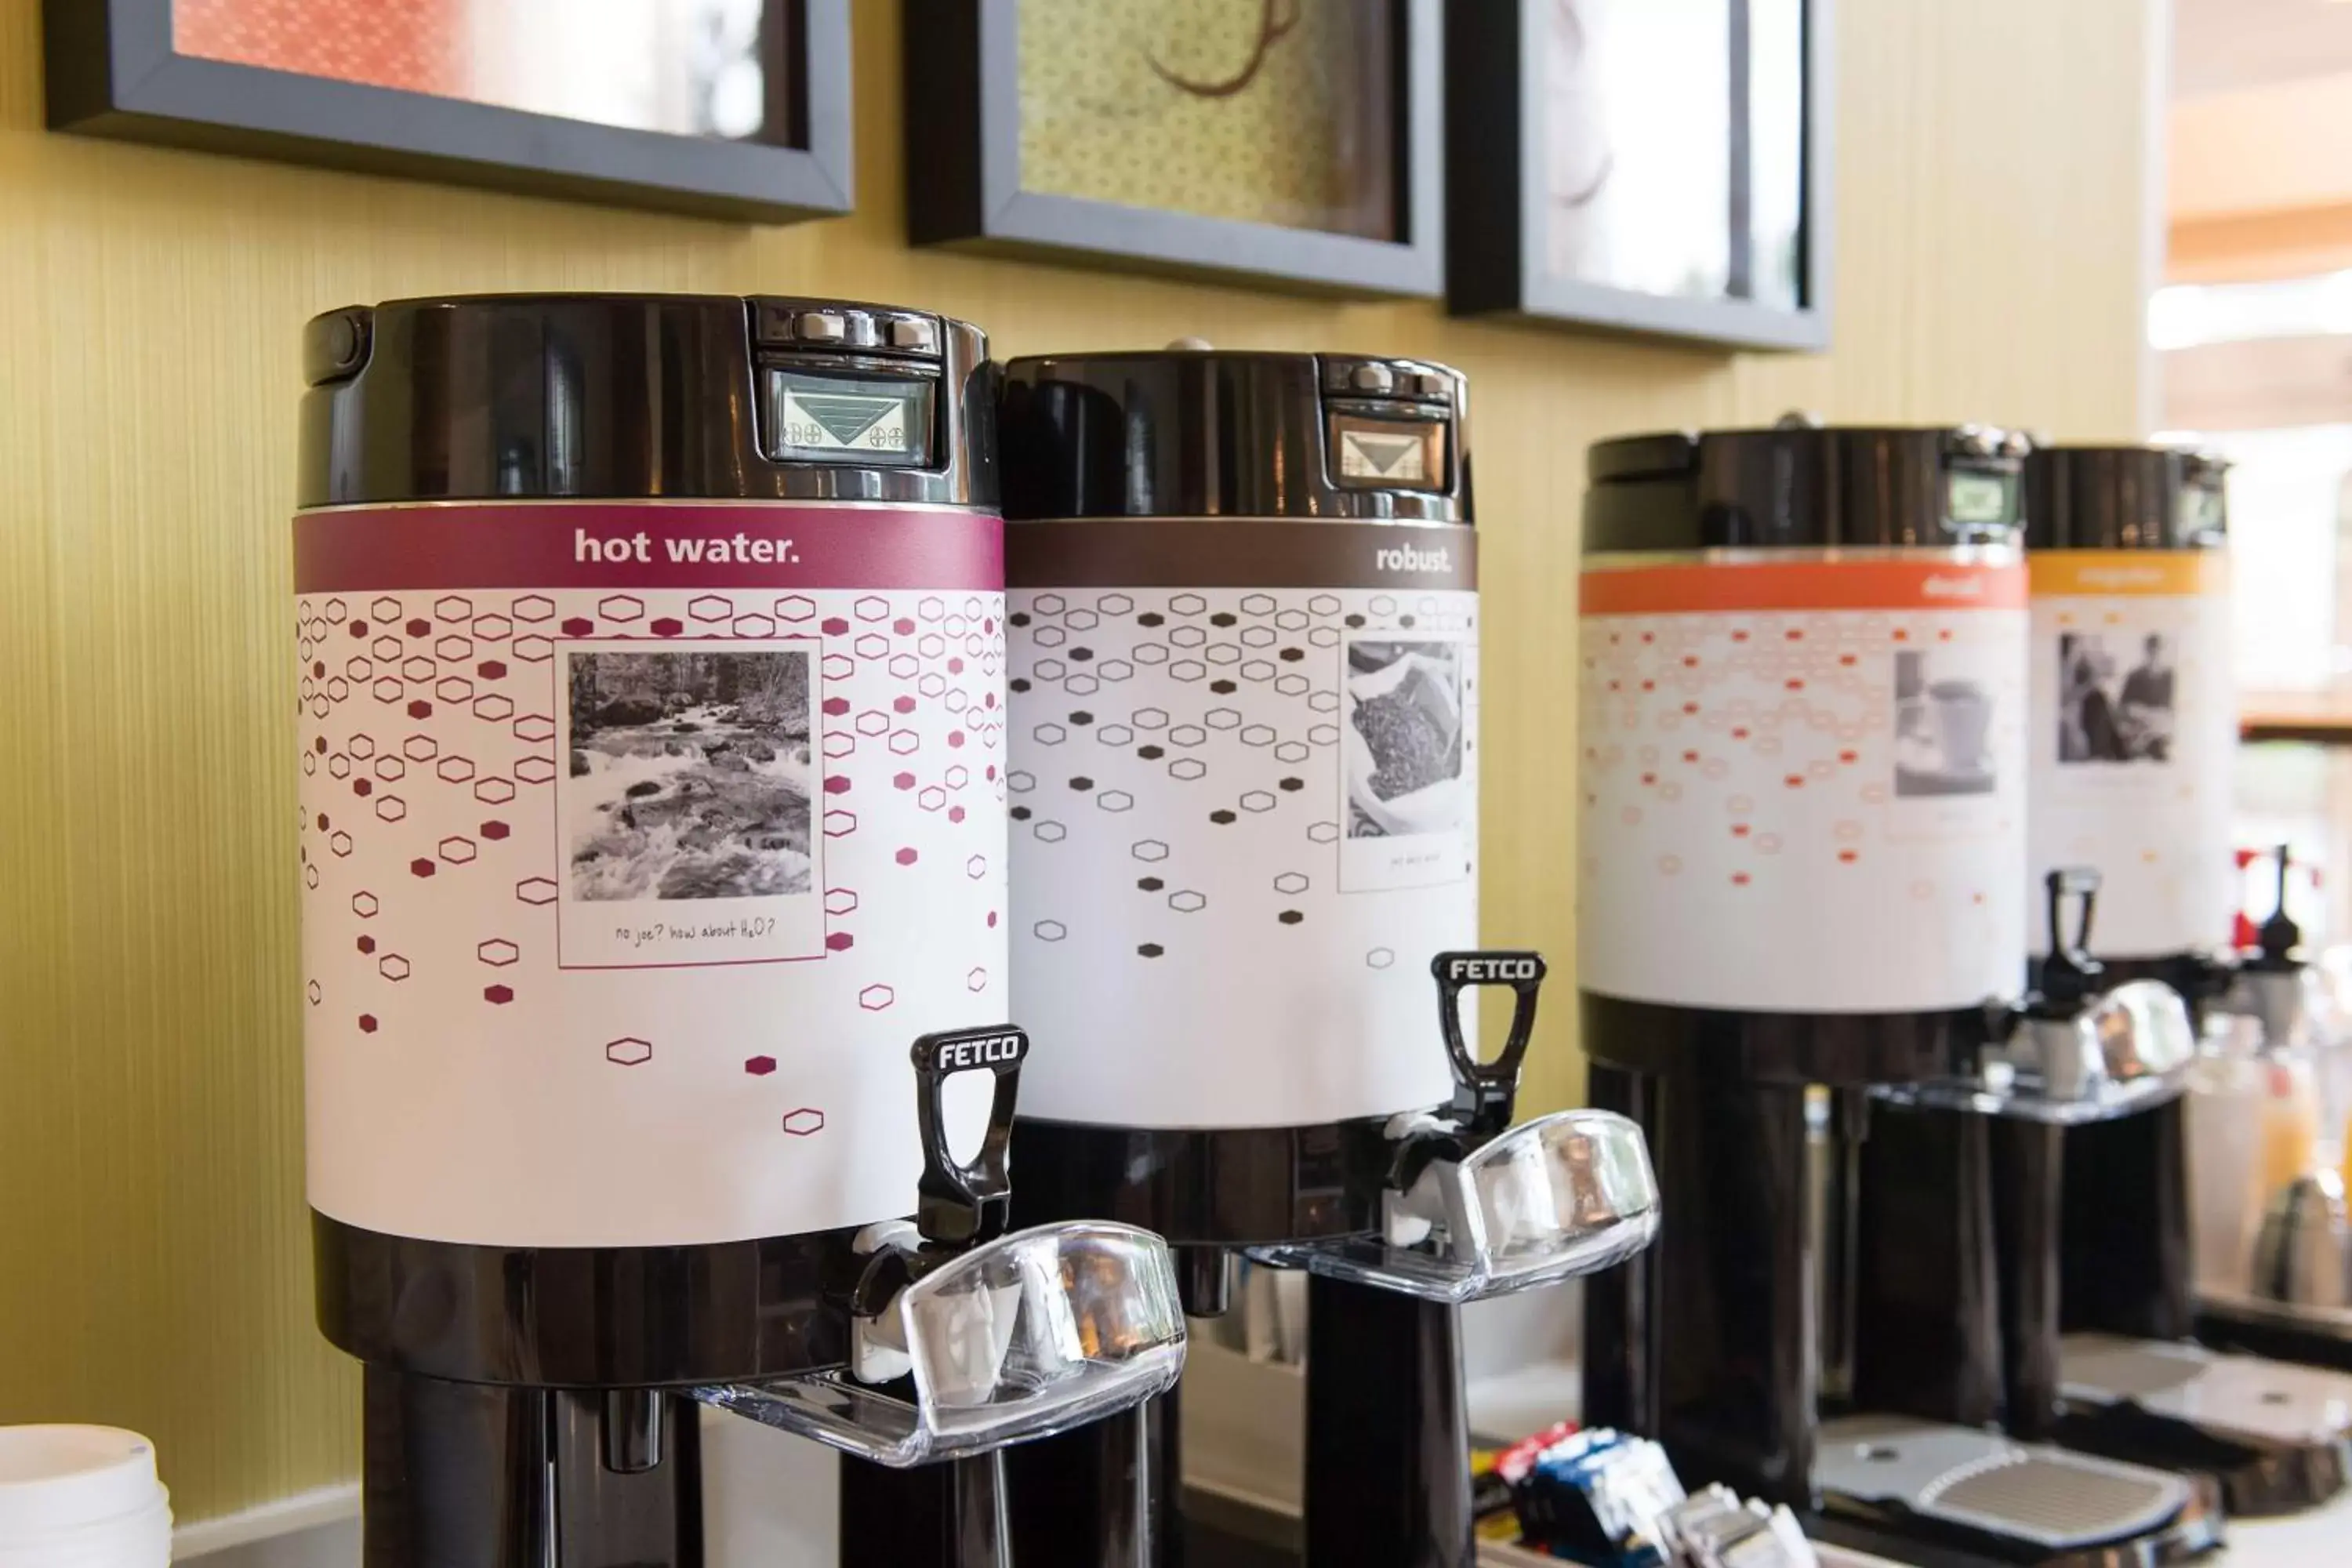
[695,1026,1188,1564]
[1968,869,2199,1119]
[1247,953,1659,1568]
[1253,952,1659,1304]
[2222,844,2318,1049]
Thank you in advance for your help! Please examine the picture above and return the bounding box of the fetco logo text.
[936,1032,1024,1069]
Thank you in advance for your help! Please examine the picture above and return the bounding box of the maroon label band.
[294,503,1004,594]
[1007,518,1476,591]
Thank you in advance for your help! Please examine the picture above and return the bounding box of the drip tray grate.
[1930,1453,2178,1541]
[1816,1414,2190,1551]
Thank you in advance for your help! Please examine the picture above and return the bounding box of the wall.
[2170,70,2352,282]
[0,0,2155,1526]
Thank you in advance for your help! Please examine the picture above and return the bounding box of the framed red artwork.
[43,0,854,221]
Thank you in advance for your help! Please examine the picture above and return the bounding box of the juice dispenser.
[995,347,1661,1568]
[1578,420,2222,1563]
[293,295,1183,1566]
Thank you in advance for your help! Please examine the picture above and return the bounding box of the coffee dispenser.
[2024,448,2231,1358]
[1578,422,2222,1563]
[293,295,1184,1566]
[995,348,1660,1568]
[2010,448,2352,1508]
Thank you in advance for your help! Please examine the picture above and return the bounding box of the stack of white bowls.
[0,1426,172,1566]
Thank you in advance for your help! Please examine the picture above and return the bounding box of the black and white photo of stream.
[565,650,815,902]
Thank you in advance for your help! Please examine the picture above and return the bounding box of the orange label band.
[1579,559,2027,616]
[2027,550,2226,597]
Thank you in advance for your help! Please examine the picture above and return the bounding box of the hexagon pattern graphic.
[1003,581,1481,1110]
[1578,596,2024,1004]
[300,579,1009,1196]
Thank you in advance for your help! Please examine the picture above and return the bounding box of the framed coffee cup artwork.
[1446,0,1833,350]
[905,0,1443,297]
[41,0,854,221]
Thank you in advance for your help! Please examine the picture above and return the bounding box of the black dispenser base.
[1301,1273,1475,1568]
[361,1368,701,1568]
[840,1453,1016,1568]
[1004,1394,1178,1568]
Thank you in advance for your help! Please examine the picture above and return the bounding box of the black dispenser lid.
[2024,445,2228,552]
[998,348,1470,524]
[1584,419,2031,555]
[298,293,996,509]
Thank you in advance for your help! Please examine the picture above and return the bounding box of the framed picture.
[906,0,1443,297]
[42,0,854,222]
[1446,0,1833,351]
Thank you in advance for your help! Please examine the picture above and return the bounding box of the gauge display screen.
[1327,412,1447,491]
[760,369,936,466]
[1947,470,2015,527]
[2179,481,2226,539]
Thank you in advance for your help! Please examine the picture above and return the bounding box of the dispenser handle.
[2259,842,2303,963]
[2045,866,2100,958]
[910,1025,1029,1247]
[2034,867,2105,1010]
[1432,950,1548,1136]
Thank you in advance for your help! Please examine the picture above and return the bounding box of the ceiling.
[2174,0,2352,97]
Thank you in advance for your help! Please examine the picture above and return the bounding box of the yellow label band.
[2028,550,2226,597]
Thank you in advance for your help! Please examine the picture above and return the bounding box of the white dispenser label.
[1578,554,2029,1014]
[2027,551,2234,957]
[295,503,1007,1247]
[1006,520,1479,1128]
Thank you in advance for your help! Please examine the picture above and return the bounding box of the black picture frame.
[41,0,855,223]
[905,0,1443,298]
[1446,0,1834,351]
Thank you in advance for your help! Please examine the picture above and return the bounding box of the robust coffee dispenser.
[292,295,1184,1566]
[995,348,1661,1568]
[2013,448,2352,1507]
[1578,422,2221,1563]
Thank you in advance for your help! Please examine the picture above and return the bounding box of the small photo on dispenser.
[1345,640,1466,838]
[564,648,815,901]
[2057,631,2174,765]
[1894,648,1997,798]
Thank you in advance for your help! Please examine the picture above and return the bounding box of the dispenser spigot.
[1432,949,1548,1141]
[2252,841,2305,971]
[691,1025,1185,1468]
[1884,866,2197,1122]
[1248,950,1659,1304]
[2033,868,2105,1014]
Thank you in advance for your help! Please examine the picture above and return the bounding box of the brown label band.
[1007,518,1475,591]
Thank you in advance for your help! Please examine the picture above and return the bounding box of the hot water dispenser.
[293,294,1183,1566]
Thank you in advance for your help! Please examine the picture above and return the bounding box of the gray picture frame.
[905,0,1443,298]
[41,0,855,223]
[1446,0,1834,352]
